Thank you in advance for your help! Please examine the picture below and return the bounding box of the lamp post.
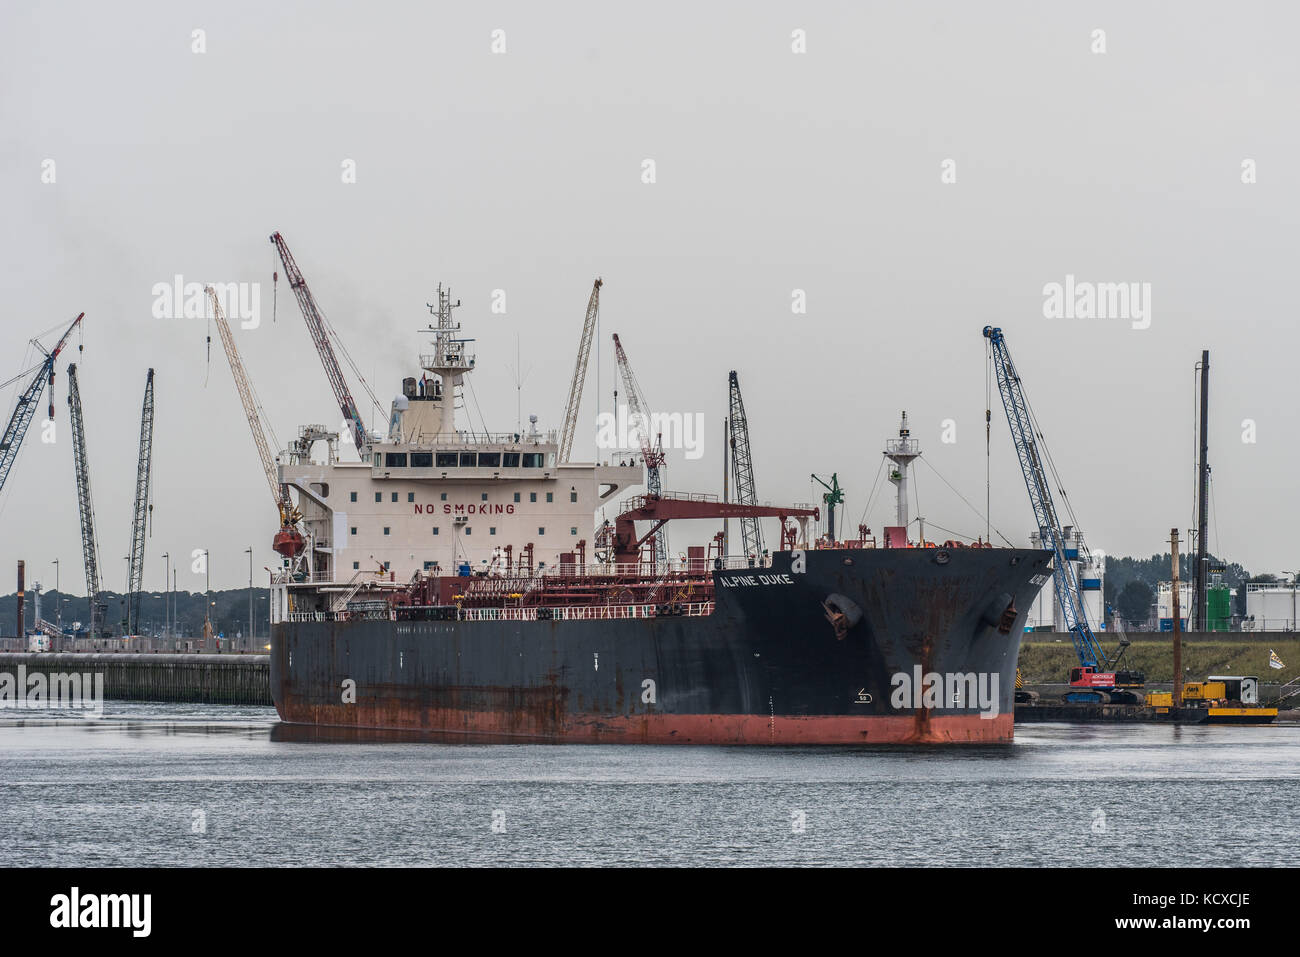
[51,559,60,632]
[162,551,170,639]
[244,546,250,650]
[123,556,130,637]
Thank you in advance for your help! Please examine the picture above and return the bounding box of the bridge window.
[385,453,407,467]
[411,452,432,468]
[490,527,496,535]
[408,492,415,502]
[350,527,356,536]
[350,492,357,502]
[459,452,477,467]
[465,527,472,535]
[436,453,458,468]
[440,492,447,500]
[571,492,577,503]
[479,452,501,467]
[432,527,439,535]
[546,492,553,503]
[513,492,520,502]
[571,527,577,535]
[375,492,382,503]
[523,452,544,468]
[391,492,398,503]
[353,562,359,570]
[538,527,545,536]
[530,492,537,503]
[384,527,390,536]
[481,492,488,501]
[503,452,521,467]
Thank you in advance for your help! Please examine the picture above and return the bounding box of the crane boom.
[206,286,296,524]
[269,232,369,451]
[67,364,105,637]
[0,312,83,497]
[558,278,602,463]
[983,325,1109,671]
[727,371,763,559]
[612,333,668,563]
[126,368,155,635]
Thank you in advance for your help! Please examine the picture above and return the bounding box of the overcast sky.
[2,1,1296,593]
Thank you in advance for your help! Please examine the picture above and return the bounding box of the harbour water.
[0,704,1294,867]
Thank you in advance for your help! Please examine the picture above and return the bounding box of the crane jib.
[983,325,1111,671]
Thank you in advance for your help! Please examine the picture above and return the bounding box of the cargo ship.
[268,283,1050,744]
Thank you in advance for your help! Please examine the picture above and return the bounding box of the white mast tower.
[885,411,922,533]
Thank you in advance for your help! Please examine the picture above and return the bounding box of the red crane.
[270,232,370,452]
[611,494,817,565]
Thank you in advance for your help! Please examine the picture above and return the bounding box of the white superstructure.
[275,285,641,589]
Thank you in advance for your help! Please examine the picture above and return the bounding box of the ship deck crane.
[0,313,83,498]
[983,325,1141,702]
[811,473,843,542]
[611,333,668,564]
[727,371,763,561]
[559,278,601,463]
[67,364,106,637]
[125,369,155,635]
[206,286,305,560]
[270,232,375,453]
[612,494,817,565]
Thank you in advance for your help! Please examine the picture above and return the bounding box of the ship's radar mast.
[421,284,474,435]
[884,410,921,529]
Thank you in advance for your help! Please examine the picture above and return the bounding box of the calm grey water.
[0,704,1295,866]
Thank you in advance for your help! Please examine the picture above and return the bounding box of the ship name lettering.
[720,573,794,587]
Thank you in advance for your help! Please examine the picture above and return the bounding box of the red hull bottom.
[275,702,1014,745]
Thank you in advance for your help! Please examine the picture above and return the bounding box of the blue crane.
[0,313,84,498]
[983,326,1141,702]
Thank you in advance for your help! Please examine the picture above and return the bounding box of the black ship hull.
[271,548,1050,744]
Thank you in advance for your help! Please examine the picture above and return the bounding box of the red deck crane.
[611,333,669,563]
[269,232,373,452]
[611,494,817,565]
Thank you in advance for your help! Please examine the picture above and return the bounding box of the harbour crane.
[67,364,106,637]
[811,473,844,542]
[558,278,602,463]
[611,333,669,564]
[126,369,155,635]
[0,313,83,498]
[206,286,305,559]
[727,371,763,561]
[983,325,1141,702]
[270,232,375,452]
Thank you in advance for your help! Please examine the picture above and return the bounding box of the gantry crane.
[983,325,1141,702]
[206,286,305,559]
[270,232,374,452]
[727,371,763,561]
[67,364,106,637]
[125,369,155,635]
[558,278,602,463]
[0,313,83,498]
[611,333,668,564]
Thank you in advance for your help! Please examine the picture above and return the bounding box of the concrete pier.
[0,653,271,706]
